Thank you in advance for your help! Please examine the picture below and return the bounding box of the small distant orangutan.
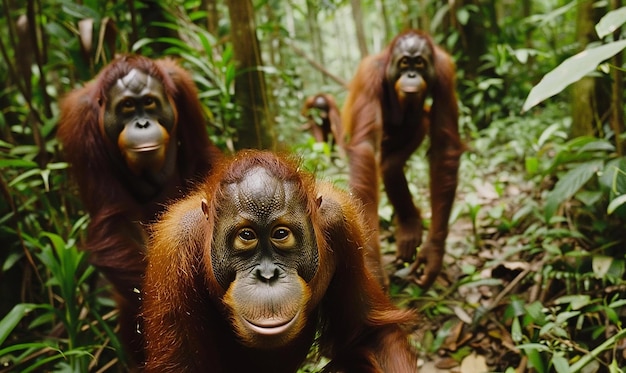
[57,54,221,366]
[300,93,343,150]
[142,150,417,373]
[341,30,464,289]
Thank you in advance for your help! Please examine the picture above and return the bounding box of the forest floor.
[384,161,538,373]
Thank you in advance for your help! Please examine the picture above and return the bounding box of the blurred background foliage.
[1,0,626,372]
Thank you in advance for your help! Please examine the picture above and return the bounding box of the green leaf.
[577,139,615,153]
[544,160,604,221]
[537,122,566,148]
[0,304,41,345]
[551,352,570,373]
[555,295,591,310]
[608,194,626,214]
[525,156,539,174]
[517,344,548,373]
[599,157,626,195]
[511,317,522,342]
[457,7,470,25]
[596,7,626,39]
[570,329,626,372]
[523,40,626,111]
[0,159,38,168]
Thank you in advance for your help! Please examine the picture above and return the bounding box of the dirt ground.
[384,178,535,373]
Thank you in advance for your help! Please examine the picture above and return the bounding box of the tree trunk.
[455,0,496,82]
[201,0,219,37]
[416,0,430,31]
[522,0,534,69]
[350,0,368,59]
[611,0,624,155]
[571,0,600,137]
[139,0,179,55]
[378,0,392,41]
[306,0,327,84]
[226,0,276,150]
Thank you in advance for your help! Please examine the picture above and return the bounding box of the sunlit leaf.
[591,255,613,278]
[511,317,522,342]
[523,40,626,112]
[608,194,626,214]
[0,159,37,168]
[555,295,591,310]
[596,7,626,38]
[78,18,93,54]
[552,352,570,373]
[457,7,470,25]
[578,139,615,153]
[525,156,539,174]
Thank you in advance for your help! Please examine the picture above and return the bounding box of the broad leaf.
[596,7,626,39]
[0,304,41,345]
[608,194,626,214]
[599,157,626,196]
[544,160,604,221]
[523,40,626,112]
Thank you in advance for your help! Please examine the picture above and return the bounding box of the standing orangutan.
[57,54,221,366]
[142,150,417,373]
[300,93,343,151]
[341,30,464,289]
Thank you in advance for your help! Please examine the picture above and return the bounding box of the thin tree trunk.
[611,0,624,155]
[306,0,327,84]
[522,0,534,70]
[350,0,368,59]
[226,0,275,150]
[202,0,219,37]
[417,0,430,31]
[571,0,599,137]
[379,0,392,41]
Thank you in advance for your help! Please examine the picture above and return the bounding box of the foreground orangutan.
[142,150,417,373]
[57,54,221,366]
[341,30,464,288]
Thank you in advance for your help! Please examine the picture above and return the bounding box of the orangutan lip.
[401,87,423,95]
[131,144,161,152]
[243,313,299,336]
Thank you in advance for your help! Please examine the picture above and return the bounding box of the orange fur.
[341,30,465,289]
[57,55,221,366]
[142,150,417,372]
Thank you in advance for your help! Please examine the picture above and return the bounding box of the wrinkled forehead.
[109,68,163,96]
[225,166,296,220]
[393,33,428,56]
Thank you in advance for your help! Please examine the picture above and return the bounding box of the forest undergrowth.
[356,107,626,373]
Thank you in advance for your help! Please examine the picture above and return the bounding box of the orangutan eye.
[271,226,296,250]
[234,228,257,251]
[120,98,135,113]
[415,56,426,69]
[399,57,410,70]
[144,96,156,108]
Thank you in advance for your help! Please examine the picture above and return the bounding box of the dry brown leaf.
[436,357,460,369]
[443,321,464,351]
[460,353,488,373]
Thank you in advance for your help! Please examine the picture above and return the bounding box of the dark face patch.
[210,166,319,290]
[101,68,177,177]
